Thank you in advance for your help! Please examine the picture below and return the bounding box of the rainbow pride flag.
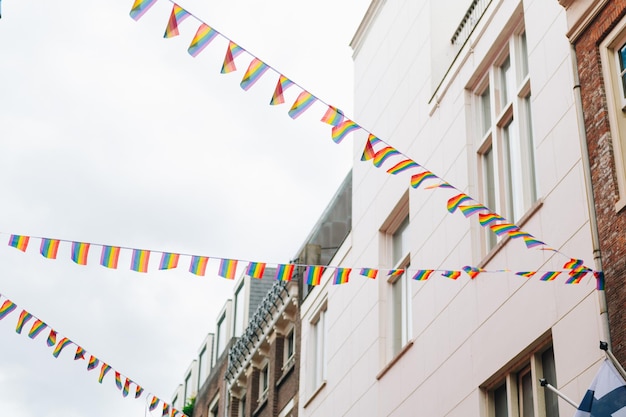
[441,270,461,280]
[189,256,209,276]
[288,91,316,119]
[563,258,584,270]
[123,378,131,397]
[188,23,219,57]
[163,4,190,38]
[331,120,360,144]
[88,356,99,370]
[52,337,72,358]
[115,372,123,390]
[131,249,150,273]
[98,364,111,384]
[162,403,170,417]
[15,310,33,334]
[539,271,560,281]
[218,259,238,280]
[516,271,537,278]
[462,266,484,279]
[129,0,157,21]
[361,134,381,161]
[478,212,505,227]
[447,194,473,213]
[594,271,605,290]
[100,246,120,269]
[74,346,86,361]
[523,236,545,248]
[135,385,144,399]
[149,396,160,411]
[40,238,60,259]
[28,319,47,339]
[412,270,434,281]
[458,204,487,218]
[359,268,378,279]
[489,223,519,237]
[373,147,400,168]
[47,329,57,347]
[387,159,419,175]
[411,171,437,189]
[387,269,404,277]
[565,270,588,284]
[275,264,294,281]
[270,75,294,105]
[246,262,266,279]
[304,266,324,286]
[0,299,16,320]
[321,106,344,126]
[159,252,179,270]
[8,234,29,252]
[71,242,90,265]
[221,41,244,74]
[240,58,270,91]
[333,268,351,285]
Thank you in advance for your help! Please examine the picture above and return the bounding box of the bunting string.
[126,0,597,280]
[0,291,187,417]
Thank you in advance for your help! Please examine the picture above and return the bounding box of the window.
[486,345,559,417]
[475,28,537,251]
[209,395,219,417]
[240,394,247,417]
[284,327,295,369]
[259,362,269,402]
[184,372,193,404]
[216,313,226,361]
[198,346,208,390]
[233,282,246,338]
[390,215,411,356]
[307,305,326,396]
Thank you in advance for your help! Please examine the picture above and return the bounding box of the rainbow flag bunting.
[388,269,404,277]
[360,268,378,279]
[594,271,605,290]
[162,403,170,417]
[188,23,219,57]
[221,41,244,74]
[131,249,150,273]
[115,372,123,390]
[129,0,157,21]
[361,134,380,161]
[189,256,209,276]
[246,262,266,279]
[98,363,111,384]
[8,234,29,252]
[52,337,72,358]
[0,299,17,320]
[507,230,531,239]
[563,258,584,270]
[565,270,588,284]
[159,252,180,270]
[458,204,487,218]
[15,310,33,334]
[288,91,317,119]
[100,246,121,269]
[539,271,560,281]
[412,270,434,281]
[71,242,90,265]
[331,120,360,144]
[135,385,144,399]
[523,236,545,249]
[163,4,191,38]
[478,212,505,227]
[515,271,537,278]
[88,355,99,370]
[447,194,473,213]
[411,171,437,189]
[270,75,294,105]
[240,58,270,91]
[218,259,238,280]
[333,268,351,285]
[304,265,324,286]
[40,238,60,259]
[489,223,519,237]
[387,159,420,175]
[372,147,401,168]
[275,264,295,281]
[462,266,483,279]
[28,319,47,339]
[424,182,454,190]
[149,396,160,411]
[74,346,86,361]
[123,378,131,397]
[321,106,344,126]
[441,270,461,280]
[46,329,57,347]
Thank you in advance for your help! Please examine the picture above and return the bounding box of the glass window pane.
[481,86,492,136]
[619,43,626,71]
[216,314,226,359]
[392,277,403,354]
[392,216,409,266]
[198,347,208,389]
[520,370,535,417]
[500,56,513,107]
[483,145,497,249]
[503,119,525,222]
[542,348,559,417]
[234,284,245,337]
[494,384,508,417]
[520,32,529,79]
[523,96,537,204]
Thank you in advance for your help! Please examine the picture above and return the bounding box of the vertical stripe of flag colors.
[163,4,190,38]
[221,41,244,74]
[361,134,379,161]
[100,246,120,269]
[441,270,461,280]
[8,234,29,252]
[189,256,209,276]
[150,396,160,411]
[373,147,401,167]
[573,359,626,417]
[131,249,150,273]
[270,75,294,105]
[523,235,545,248]
[74,346,85,360]
[40,238,60,259]
[331,120,360,144]
[539,271,560,281]
[388,269,404,277]
[159,252,179,270]
[321,106,344,126]
[71,242,90,265]
[246,262,266,279]
[136,385,144,399]
[412,270,434,281]
[360,268,378,279]
[15,310,32,334]
[88,356,99,370]
[115,372,123,390]
[275,264,295,281]
[162,403,170,417]
[98,364,111,383]
[123,378,131,397]
[218,259,238,280]
[47,329,57,347]
[240,58,270,91]
[304,266,324,286]
[595,271,606,290]
[28,319,47,339]
[288,91,316,119]
[0,299,16,320]
[333,268,351,285]
[52,337,72,358]
[129,0,157,21]
[447,194,473,213]
[188,23,218,57]
[411,171,437,189]
[387,159,420,175]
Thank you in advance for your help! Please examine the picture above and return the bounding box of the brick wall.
[573,0,626,366]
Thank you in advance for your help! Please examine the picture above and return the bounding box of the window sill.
[253,393,268,417]
[276,360,295,387]
[376,339,414,380]
[303,380,326,408]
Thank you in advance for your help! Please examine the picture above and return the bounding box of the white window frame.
[306,301,327,398]
[283,326,296,371]
[233,281,246,338]
[388,215,412,357]
[259,361,269,403]
[208,395,219,417]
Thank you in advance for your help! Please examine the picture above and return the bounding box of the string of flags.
[0,292,187,417]
[2,232,605,288]
[127,0,599,281]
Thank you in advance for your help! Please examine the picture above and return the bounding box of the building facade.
[558,0,626,368]
[299,0,606,416]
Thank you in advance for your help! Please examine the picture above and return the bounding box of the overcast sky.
[0,0,370,415]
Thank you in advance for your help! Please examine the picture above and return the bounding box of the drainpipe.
[569,43,611,346]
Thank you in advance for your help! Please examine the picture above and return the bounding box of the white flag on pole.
[573,359,626,417]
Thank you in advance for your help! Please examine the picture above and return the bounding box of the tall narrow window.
[233,282,246,338]
[307,305,327,396]
[216,313,226,362]
[390,215,411,356]
[259,362,269,401]
[198,346,208,390]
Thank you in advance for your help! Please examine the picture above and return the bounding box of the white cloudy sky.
[0,0,370,415]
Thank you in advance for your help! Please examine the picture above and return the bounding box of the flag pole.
[600,341,626,381]
[539,379,578,408]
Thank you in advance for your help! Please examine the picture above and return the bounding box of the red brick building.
[559,0,626,366]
